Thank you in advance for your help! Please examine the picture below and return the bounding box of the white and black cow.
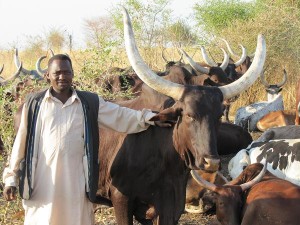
[228,139,300,186]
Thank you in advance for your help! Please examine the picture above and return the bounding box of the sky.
[0,0,198,50]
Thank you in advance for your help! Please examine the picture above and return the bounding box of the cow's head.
[185,170,228,214]
[260,69,287,101]
[191,162,267,225]
[122,7,266,172]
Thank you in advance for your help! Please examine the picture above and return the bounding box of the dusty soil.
[94,131,262,225]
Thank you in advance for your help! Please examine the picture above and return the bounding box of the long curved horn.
[234,44,247,67]
[36,55,47,75]
[122,7,185,100]
[190,170,218,192]
[221,38,239,57]
[260,71,270,88]
[36,49,55,75]
[200,46,218,67]
[0,64,4,75]
[218,34,266,99]
[276,69,287,87]
[240,161,267,191]
[219,48,230,71]
[179,48,210,74]
[49,49,55,57]
[0,62,22,85]
[14,48,31,75]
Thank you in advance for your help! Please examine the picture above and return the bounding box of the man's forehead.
[49,59,72,70]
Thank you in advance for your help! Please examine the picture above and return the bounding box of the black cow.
[95,7,266,225]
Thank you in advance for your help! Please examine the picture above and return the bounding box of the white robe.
[3,89,156,225]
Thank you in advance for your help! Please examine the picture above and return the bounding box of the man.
[2,54,170,225]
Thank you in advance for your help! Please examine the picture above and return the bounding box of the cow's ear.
[149,106,182,122]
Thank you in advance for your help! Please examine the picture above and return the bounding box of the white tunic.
[3,89,156,225]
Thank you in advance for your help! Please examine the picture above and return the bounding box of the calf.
[191,162,300,225]
[256,109,295,131]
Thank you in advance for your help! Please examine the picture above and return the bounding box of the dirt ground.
[94,131,262,225]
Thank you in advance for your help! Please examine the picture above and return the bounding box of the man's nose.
[58,73,67,79]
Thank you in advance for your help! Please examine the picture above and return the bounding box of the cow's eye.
[186,114,195,122]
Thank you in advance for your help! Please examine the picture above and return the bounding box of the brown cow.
[191,162,300,225]
[257,109,296,131]
[185,170,227,214]
[95,8,266,225]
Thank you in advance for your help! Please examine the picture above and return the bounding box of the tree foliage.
[46,27,66,52]
[193,0,256,34]
[162,19,199,46]
[110,0,172,47]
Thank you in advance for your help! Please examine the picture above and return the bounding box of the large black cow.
[96,7,266,225]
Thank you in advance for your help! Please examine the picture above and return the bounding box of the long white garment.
[3,89,156,225]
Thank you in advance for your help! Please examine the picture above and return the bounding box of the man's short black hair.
[48,54,73,69]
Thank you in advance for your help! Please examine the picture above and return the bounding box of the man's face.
[46,59,74,93]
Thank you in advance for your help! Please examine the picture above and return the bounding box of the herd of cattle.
[1,7,300,225]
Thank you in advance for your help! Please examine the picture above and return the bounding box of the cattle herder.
[2,54,171,225]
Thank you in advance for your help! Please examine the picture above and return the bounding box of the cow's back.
[242,174,300,225]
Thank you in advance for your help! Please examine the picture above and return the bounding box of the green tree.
[162,19,199,46]
[193,0,256,35]
[111,0,172,47]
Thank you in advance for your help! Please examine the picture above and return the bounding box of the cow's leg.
[223,104,230,122]
[134,202,156,225]
[156,182,185,225]
[110,186,133,225]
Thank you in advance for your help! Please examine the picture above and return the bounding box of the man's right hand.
[3,186,17,201]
